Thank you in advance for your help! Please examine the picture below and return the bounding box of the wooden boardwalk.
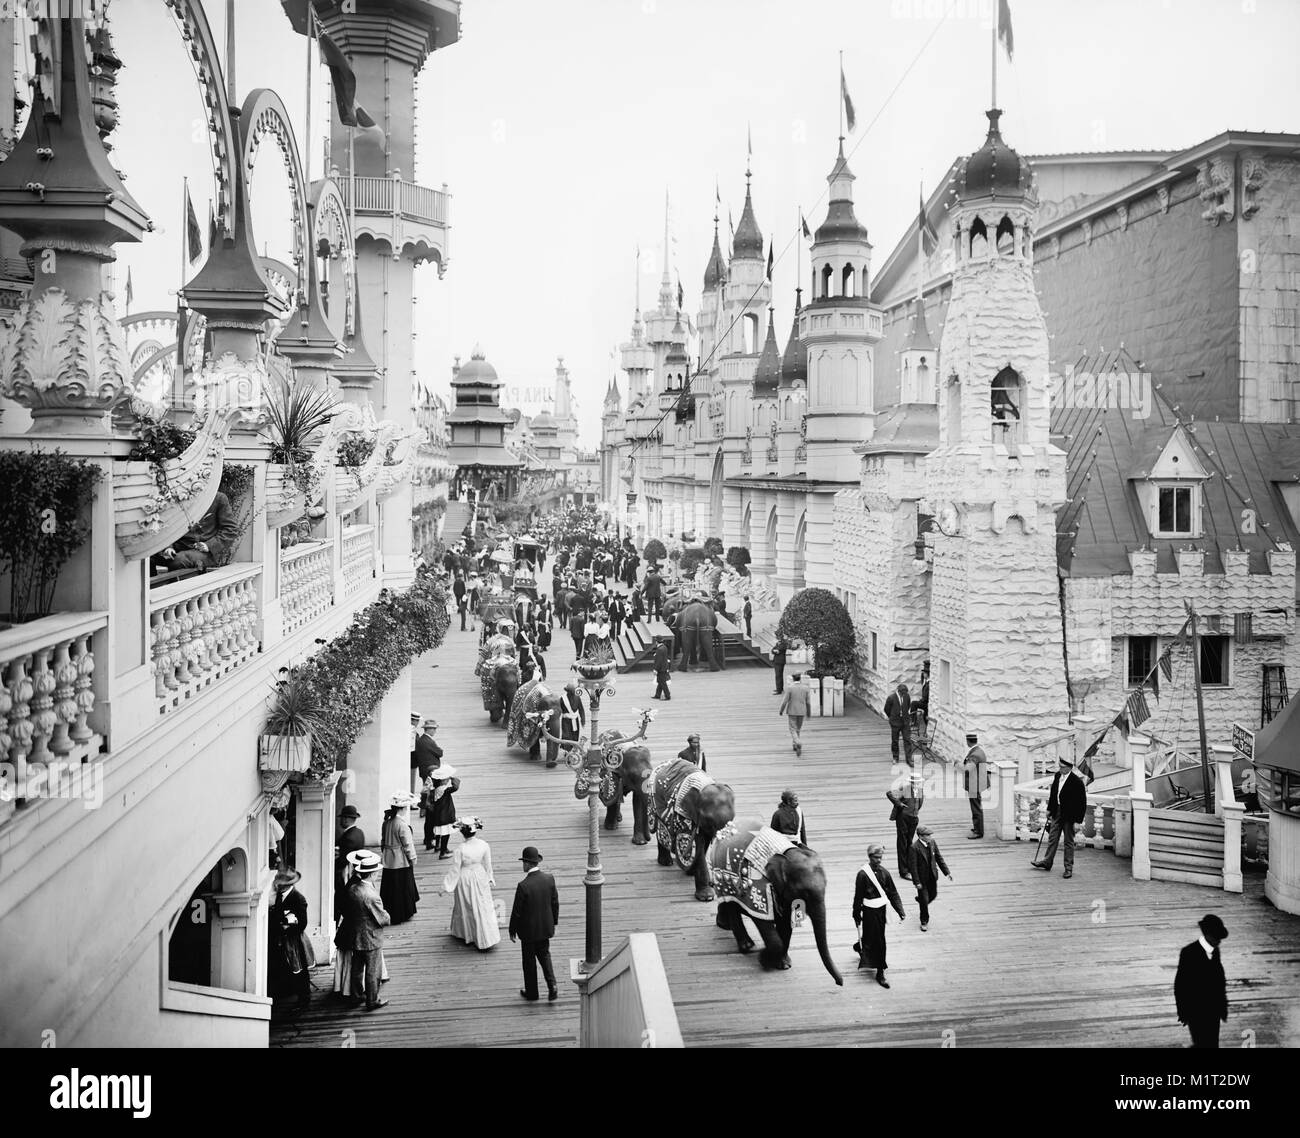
[272,623,1300,1048]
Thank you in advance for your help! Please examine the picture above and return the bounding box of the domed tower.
[752,309,782,471]
[924,108,1069,770]
[698,205,729,373]
[777,288,809,472]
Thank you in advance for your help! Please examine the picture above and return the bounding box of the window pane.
[1199,635,1228,685]
[1158,488,1174,531]
[1175,487,1192,532]
[1127,636,1156,686]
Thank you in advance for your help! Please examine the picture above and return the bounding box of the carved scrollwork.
[1197,158,1234,225]
[1241,155,1266,220]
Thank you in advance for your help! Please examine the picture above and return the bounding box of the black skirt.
[381,865,420,924]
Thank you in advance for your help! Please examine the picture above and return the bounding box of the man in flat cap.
[1175,915,1230,1048]
[1032,754,1088,879]
[907,824,953,932]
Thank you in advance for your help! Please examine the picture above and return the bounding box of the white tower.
[553,355,578,456]
[925,108,1070,769]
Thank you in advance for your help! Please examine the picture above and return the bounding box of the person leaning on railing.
[150,491,239,575]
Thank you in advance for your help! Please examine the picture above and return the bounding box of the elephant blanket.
[507,677,554,749]
[476,634,516,677]
[709,824,796,922]
[651,759,712,826]
[480,654,516,709]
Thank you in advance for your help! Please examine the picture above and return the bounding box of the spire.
[780,290,807,388]
[902,297,934,352]
[732,182,764,261]
[658,187,674,311]
[754,308,781,396]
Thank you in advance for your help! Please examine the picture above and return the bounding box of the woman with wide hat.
[269,867,315,1008]
[380,792,420,924]
[443,817,501,950]
[425,765,461,859]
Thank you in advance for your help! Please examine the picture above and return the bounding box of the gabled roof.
[858,403,939,456]
[1054,370,1300,578]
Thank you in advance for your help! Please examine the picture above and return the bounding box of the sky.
[100,0,1300,445]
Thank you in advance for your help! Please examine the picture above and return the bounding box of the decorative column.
[210,890,257,992]
[292,770,342,962]
[343,665,413,853]
[1213,743,1244,894]
[992,758,1018,841]
[0,18,149,432]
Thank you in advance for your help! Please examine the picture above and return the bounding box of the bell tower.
[924,108,1069,770]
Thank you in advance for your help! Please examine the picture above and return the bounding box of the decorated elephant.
[481,658,520,725]
[675,599,722,671]
[599,742,654,844]
[475,632,516,677]
[708,821,843,985]
[508,677,584,765]
[649,757,735,901]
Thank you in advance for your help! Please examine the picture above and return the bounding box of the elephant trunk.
[806,899,843,987]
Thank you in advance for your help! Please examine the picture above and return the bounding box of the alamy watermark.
[0,759,104,810]
[1050,366,1153,419]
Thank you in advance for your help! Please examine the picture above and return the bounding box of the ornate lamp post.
[531,658,653,970]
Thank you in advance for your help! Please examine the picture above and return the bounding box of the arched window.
[969,217,988,259]
[917,356,932,403]
[821,263,833,299]
[743,312,759,354]
[861,266,870,296]
[946,372,962,444]
[996,215,1015,256]
[841,264,856,298]
[990,365,1024,444]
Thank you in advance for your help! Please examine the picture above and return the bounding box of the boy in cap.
[509,846,560,1002]
[1175,914,1230,1048]
[1032,754,1088,879]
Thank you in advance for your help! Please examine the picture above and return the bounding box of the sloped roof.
[1054,368,1300,578]
[859,403,939,455]
[1255,691,1300,773]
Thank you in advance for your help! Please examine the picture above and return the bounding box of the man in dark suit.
[1175,914,1230,1048]
[963,732,989,839]
[608,593,628,643]
[413,718,444,850]
[883,683,913,765]
[771,638,787,695]
[907,824,952,932]
[509,846,560,1002]
[151,490,240,573]
[677,733,706,772]
[453,573,467,630]
[652,641,671,701]
[1032,756,1088,879]
[885,774,925,880]
[334,805,366,920]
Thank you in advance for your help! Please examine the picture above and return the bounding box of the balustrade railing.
[0,613,106,815]
[280,541,334,635]
[1013,778,1117,851]
[339,176,449,226]
[150,565,262,716]
[342,525,377,599]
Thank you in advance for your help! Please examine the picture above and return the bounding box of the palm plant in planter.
[260,666,326,774]
[264,377,338,496]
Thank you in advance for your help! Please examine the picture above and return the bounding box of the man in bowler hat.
[1175,915,1230,1048]
[509,846,560,1002]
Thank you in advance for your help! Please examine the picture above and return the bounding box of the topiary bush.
[643,538,666,565]
[776,587,856,681]
[726,546,751,576]
[678,546,706,578]
[703,536,723,557]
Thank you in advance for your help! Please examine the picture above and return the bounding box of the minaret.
[924,108,1069,770]
[899,297,938,404]
[553,355,578,457]
[644,189,679,394]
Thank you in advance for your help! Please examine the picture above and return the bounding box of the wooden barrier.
[572,933,684,1048]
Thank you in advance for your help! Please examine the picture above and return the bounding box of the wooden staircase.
[1148,809,1226,888]
[442,500,475,540]
[613,616,773,673]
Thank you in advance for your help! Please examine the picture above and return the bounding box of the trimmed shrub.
[703,536,723,557]
[776,587,856,681]
[643,538,667,564]
[726,546,751,576]
[678,545,706,578]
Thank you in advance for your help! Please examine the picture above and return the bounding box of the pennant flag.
[676,277,684,311]
[175,304,189,370]
[1082,733,1104,760]
[184,186,202,266]
[318,29,359,126]
[728,208,734,247]
[747,123,752,161]
[1159,649,1173,681]
[918,192,939,256]
[766,240,774,282]
[1149,664,1159,701]
[800,212,811,240]
[840,63,856,133]
[353,103,386,146]
[998,0,1014,61]
[1126,689,1151,729]
[1234,612,1254,645]
[124,267,133,312]
[208,201,218,249]
[279,0,313,36]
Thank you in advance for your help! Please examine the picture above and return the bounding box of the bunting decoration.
[1234,612,1254,645]
[1126,689,1151,729]
[1159,650,1173,681]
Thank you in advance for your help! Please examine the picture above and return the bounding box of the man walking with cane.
[1032,755,1088,879]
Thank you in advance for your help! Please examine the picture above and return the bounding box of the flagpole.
[916,179,924,303]
[225,0,236,106]
[1187,603,1213,813]
[991,12,997,108]
[304,8,314,190]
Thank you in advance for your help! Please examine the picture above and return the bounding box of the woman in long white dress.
[442,819,501,950]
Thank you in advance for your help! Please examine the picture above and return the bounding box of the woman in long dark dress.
[425,765,461,858]
[380,793,420,924]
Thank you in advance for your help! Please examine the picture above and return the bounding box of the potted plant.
[260,667,326,773]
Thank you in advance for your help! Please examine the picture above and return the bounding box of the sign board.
[1232,723,1254,761]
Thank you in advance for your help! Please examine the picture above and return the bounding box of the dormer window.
[1156,484,1196,536]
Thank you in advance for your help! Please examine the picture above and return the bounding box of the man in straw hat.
[852,843,906,988]
[1032,753,1088,879]
[335,850,391,1011]
[1175,914,1230,1048]
[509,846,560,1002]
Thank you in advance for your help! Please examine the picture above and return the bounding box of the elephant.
[676,599,722,671]
[649,757,735,901]
[599,743,654,844]
[508,677,584,765]
[481,658,520,725]
[708,822,843,986]
[475,632,516,676]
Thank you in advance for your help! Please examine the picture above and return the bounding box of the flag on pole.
[676,278,684,311]
[1126,689,1151,729]
[318,28,359,126]
[353,103,386,146]
[728,208,734,248]
[800,212,811,240]
[766,240,773,282]
[998,0,1014,61]
[184,185,202,266]
[208,201,218,249]
[840,63,856,133]
[747,123,752,162]
[1149,664,1160,701]
[124,267,133,312]
[175,305,189,370]
[1159,649,1173,681]
[918,192,939,256]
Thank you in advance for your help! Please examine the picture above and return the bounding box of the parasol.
[490,549,513,565]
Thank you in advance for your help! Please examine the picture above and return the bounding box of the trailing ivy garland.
[294,569,451,779]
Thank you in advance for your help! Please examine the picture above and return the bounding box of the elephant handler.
[677,733,706,772]
[852,843,906,989]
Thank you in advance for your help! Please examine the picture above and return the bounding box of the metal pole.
[1188,607,1214,813]
[582,683,604,968]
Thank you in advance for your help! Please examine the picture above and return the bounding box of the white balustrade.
[341,525,377,599]
[0,614,106,810]
[150,565,262,715]
[280,541,334,634]
[1013,777,1118,850]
